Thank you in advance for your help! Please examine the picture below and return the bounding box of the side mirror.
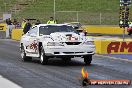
[84,32,87,36]
[30,33,37,37]
[73,26,79,29]
[79,31,87,36]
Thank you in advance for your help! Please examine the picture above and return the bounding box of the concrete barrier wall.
[11,26,127,40]
[11,29,23,41]
[11,27,132,54]
[94,40,132,54]
[84,26,128,34]
[0,24,7,39]
[0,23,7,32]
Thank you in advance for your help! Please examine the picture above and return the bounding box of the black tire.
[84,55,92,65]
[20,45,32,62]
[40,46,48,65]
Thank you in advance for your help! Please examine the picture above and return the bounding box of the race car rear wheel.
[84,55,92,65]
[21,45,32,62]
[40,46,48,65]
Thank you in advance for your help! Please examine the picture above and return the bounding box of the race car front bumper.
[44,45,95,57]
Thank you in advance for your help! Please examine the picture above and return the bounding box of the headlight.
[83,41,94,45]
[47,42,64,46]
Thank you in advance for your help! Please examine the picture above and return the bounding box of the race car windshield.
[71,23,81,27]
[39,25,79,35]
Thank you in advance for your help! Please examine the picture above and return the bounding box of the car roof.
[69,22,80,24]
[35,24,71,27]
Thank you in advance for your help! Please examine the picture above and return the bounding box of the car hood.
[41,32,91,42]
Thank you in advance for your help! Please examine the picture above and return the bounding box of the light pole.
[77,11,79,22]
[54,0,56,19]
[4,3,6,12]
[100,13,102,25]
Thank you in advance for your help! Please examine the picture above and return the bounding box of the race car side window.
[27,26,38,36]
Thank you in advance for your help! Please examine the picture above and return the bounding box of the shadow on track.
[23,58,92,67]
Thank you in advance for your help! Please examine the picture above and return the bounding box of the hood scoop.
[50,32,81,42]
[66,34,72,36]
[66,34,78,41]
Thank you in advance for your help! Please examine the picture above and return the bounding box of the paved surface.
[87,35,132,41]
[0,39,132,88]
[104,54,132,60]
[88,34,132,39]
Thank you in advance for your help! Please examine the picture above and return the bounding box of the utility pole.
[54,0,56,19]
[4,3,7,12]
[15,4,17,14]
[77,11,79,22]
[100,13,102,25]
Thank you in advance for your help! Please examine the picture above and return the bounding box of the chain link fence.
[11,12,119,25]
[56,12,119,25]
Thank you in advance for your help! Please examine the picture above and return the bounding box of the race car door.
[25,26,39,55]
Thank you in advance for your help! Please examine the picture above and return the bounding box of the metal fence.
[10,12,119,25]
[56,12,119,25]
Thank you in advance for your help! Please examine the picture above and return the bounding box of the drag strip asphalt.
[0,39,132,88]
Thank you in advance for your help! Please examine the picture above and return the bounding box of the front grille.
[65,42,81,45]
[87,52,93,53]
[54,52,60,54]
[63,52,74,54]
[63,52,84,54]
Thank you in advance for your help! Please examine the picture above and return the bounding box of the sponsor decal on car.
[26,40,38,52]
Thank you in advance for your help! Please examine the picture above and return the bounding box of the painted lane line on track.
[0,75,22,88]
[95,54,132,63]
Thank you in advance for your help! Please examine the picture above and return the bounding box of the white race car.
[20,24,95,65]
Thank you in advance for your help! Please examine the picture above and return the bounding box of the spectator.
[6,18,12,25]
[21,18,26,29]
[13,19,19,28]
[35,19,41,25]
[47,17,56,24]
[23,19,32,34]
[6,19,9,24]
[5,18,13,38]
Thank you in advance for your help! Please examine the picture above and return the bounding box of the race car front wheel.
[83,55,92,65]
[40,46,48,65]
[20,45,32,62]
